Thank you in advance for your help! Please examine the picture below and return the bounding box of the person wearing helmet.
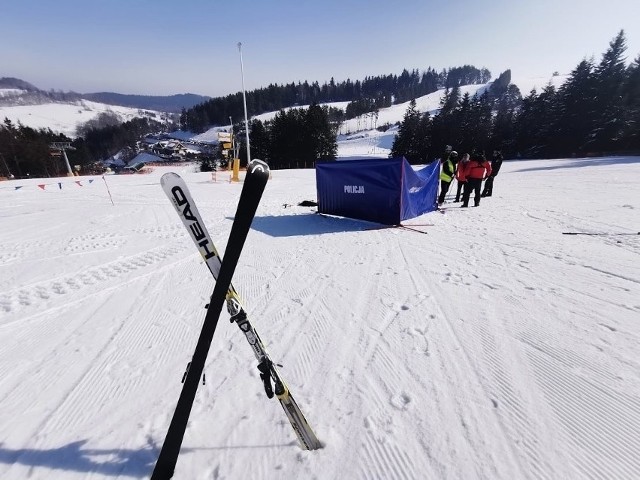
[438,150,459,205]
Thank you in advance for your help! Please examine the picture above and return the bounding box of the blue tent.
[316,157,439,225]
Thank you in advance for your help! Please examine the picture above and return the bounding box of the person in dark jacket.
[481,150,504,197]
[437,150,458,205]
[460,152,492,207]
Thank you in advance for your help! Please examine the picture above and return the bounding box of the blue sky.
[2,0,639,97]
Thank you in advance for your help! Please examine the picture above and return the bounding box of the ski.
[562,231,639,236]
[159,167,321,455]
[152,160,271,479]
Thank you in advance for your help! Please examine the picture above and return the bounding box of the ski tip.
[247,159,270,178]
[160,172,180,185]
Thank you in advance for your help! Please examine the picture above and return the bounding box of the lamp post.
[237,42,251,165]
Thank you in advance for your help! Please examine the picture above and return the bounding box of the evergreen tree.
[621,55,640,149]
[454,93,474,152]
[267,105,336,169]
[179,108,188,130]
[490,84,522,154]
[555,58,597,155]
[249,119,270,164]
[466,92,493,153]
[269,109,301,169]
[413,112,432,163]
[429,86,461,155]
[304,104,337,165]
[514,85,561,157]
[590,30,628,150]
[390,99,422,161]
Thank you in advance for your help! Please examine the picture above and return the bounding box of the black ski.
[151,160,270,480]
[562,231,639,236]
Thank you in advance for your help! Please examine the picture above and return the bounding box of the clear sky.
[2,0,639,97]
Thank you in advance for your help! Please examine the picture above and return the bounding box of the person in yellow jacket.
[438,150,458,205]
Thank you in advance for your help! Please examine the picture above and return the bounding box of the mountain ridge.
[0,77,209,112]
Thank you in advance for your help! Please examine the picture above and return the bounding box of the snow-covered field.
[0,97,165,138]
[1,153,639,479]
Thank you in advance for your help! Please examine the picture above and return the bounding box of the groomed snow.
[0,154,639,479]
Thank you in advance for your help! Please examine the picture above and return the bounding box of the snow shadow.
[512,156,640,172]
[250,213,375,237]
[0,440,156,478]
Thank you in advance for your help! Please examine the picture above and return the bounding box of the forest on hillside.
[0,117,165,178]
[392,30,640,161]
[179,65,491,133]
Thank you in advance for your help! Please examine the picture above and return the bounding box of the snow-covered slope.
[193,83,490,159]
[0,94,167,138]
[198,77,567,159]
[1,74,567,142]
[251,84,489,135]
[511,74,569,95]
[0,151,639,479]
[0,88,27,98]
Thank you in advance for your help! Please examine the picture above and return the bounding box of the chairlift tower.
[50,142,76,176]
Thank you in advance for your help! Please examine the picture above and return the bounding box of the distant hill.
[0,77,208,112]
[81,92,209,113]
[0,77,39,91]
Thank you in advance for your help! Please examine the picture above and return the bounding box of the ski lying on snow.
[562,231,639,236]
[159,166,321,455]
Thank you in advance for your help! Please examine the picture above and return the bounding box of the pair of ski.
[152,161,320,480]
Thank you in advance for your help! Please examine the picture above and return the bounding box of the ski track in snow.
[1,158,639,479]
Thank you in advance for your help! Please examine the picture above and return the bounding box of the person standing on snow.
[460,151,492,207]
[438,150,458,205]
[481,150,504,197]
[454,153,470,202]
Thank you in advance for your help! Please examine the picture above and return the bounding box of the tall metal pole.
[237,42,251,164]
[61,146,74,176]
